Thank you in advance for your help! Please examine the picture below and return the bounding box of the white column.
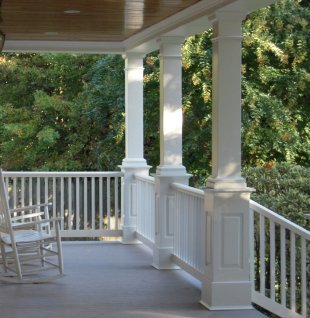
[200,12,254,310]
[153,37,190,269]
[207,11,247,190]
[156,36,187,176]
[121,53,150,244]
[123,53,146,166]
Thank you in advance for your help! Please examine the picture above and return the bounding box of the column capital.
[157,36,185,45]
[157,36,184,58]
[123,53,145,70]
[209,10,246,40]
[122,52,146,60]
[208,10,247,23]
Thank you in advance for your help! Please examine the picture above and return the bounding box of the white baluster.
[83,177,87,230]
[290,232,296,312]
[75,177,80,230]
[270,220,276,301]
[68,177,72,231]
[280,226,287,306]
[259,215,265,295]
[107,177,111,230]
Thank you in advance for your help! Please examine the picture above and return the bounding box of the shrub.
[244,162,310,229]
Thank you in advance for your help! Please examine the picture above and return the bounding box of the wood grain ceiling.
[0,0,201,42]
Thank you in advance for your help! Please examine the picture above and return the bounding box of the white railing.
[2,171,123,238]
[135,174,155,247]
[171,183,206,281]
[250,200,309,318]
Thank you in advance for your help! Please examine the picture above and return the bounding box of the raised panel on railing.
[222,214,243,268]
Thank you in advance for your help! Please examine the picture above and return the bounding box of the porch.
[1,171,309,317]
[0,242,265,318]
[0,1,309,317]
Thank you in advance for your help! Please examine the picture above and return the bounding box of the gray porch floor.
[0,242,265,318]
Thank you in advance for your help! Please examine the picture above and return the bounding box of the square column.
[156,36,187,176]
[120,53,150,244]
[200,12,254,310]
[122,53,146,167]
[153,37,190,269]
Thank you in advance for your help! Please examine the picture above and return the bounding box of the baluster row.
[250,206,309,318]
[3,174,122,236]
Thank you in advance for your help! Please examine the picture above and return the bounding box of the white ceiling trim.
[3,40,126,54]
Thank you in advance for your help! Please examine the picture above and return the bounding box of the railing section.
[171,183,206,281]
[250,200,309,318]
[135,174,155,247]
[3,171,123,238]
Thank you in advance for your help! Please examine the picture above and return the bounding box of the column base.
[206,177,248,190]
[200,279,252,310]
[121,226,141,244]
[155,165,189,177]
[120,158,149,168]
[152,246,180,270]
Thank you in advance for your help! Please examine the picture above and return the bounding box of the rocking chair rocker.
[0,170,64,283]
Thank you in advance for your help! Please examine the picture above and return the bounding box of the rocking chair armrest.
[11,212,45,223]
[10,203,52,213]
[11,217,63,229]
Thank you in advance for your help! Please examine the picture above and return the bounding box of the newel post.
[153,36,190,269]
[120,53,150,244]
[200,11,254,310]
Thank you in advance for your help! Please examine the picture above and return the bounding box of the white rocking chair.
[0,170,64,283]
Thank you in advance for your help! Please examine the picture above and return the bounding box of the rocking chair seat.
[1,229,53,245]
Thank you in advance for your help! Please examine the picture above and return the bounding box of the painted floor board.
[0,242,265,318]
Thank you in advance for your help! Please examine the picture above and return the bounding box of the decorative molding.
[166,195,175,237]
[4,40,126,54]
[130,183,137,217]
[222,214,243,268]
[155,194,160,235]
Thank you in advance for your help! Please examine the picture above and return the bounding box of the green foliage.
[0,90,92,170]
[244,163,310,228]
[0,53,98,107]
[182,31,213,185]
[242,0,310,167]
[143,52,160,171]
[0,53,102,170]
[82,55,125,171]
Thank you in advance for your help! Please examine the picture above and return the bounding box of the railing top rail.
[250,200,310,239]
[2,171,124,178]
[171,182,204,199]
[134,174,155,184]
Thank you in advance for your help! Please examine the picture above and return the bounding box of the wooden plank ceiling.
[0,0,201,42]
